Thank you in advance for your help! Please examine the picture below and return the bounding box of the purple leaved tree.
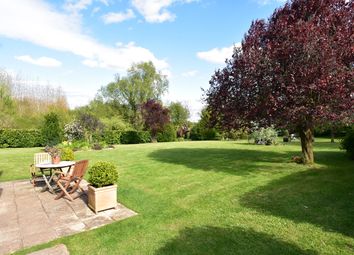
[206,0,353,164]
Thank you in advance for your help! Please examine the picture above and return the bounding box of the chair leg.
[55,181,74,201]
[68,180,81,194]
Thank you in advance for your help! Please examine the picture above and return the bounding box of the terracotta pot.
[52,156,61,164]
[88,184,117,213]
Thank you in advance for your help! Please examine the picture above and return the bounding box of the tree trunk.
[299,125,314,164]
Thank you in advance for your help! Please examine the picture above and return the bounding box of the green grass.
[1,139,354,254]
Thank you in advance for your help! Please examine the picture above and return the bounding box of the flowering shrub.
[251,127,277,145]
[64,121,84,142]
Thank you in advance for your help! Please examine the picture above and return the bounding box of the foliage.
[189,123,203,140]
[206,0,353,163]
[73,99,131,131]
[99,62,168,128]
[120,130,151,144]
[223,129,249,140]
[42,112,62,146]
[283,130,290,138]
[102,130,122,145]
[0,129,44,148]
[70,140,90,151]
[91,141,107,150]
[168,102,190,127]
[64,121,84,142]
[340,128,354,160]
[141,99,170,140]
[88,161,119,188]
[0,69,69,130]
[176,125,189,138]
[60,147,75,161]
[190,124,221,141]
[44,146,61,157]
[157,124,177,142]
[77,112,104,143]
[101,116,131,131]
[250,127,278,145]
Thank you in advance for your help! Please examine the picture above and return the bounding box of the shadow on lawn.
[149,148,292,175]
[240,150,354,238]
[155,226,317,255]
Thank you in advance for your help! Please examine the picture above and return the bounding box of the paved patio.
[0,180,137,255]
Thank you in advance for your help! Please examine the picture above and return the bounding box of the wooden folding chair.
[55,160,89,201]
[30,153,52,186]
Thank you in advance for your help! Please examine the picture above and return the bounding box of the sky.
[0,0,286,121]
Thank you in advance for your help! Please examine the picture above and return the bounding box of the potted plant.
[45,146,61,164]
[87,161,119,213]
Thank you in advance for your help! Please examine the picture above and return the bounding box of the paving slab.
[0,180,137,255]
[27,244,69,255]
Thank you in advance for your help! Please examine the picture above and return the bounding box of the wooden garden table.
[35,161,75,193]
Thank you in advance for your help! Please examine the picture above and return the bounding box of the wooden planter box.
[88,184,117,213]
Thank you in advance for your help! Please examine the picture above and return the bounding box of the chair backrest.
[72,160,89,179]
[34,153,51,165]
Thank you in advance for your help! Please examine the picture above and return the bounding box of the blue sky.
[0,0,285,120]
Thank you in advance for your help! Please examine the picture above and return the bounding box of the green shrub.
[190,124,221,141]
[0,129,44,148]
[88,161,119,188]
[120,131,151,144]
[341,128,354,160]
[42,112,62,146]
[103,130,122,145]
[190,124,203,140]
[203,128,221,140]
[157,124,177,142]
[69,140,90,151]
[60,147,74,161]
[223,129,248,140]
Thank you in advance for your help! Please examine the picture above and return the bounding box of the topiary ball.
[88,161,119,188]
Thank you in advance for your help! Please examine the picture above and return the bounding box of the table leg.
[42,173,54,193]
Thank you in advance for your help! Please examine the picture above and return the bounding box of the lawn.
[1,139,354,254]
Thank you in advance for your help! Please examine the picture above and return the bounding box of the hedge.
[120,131,151,144]
[0,129,151,148]
[102,130,122,145]
[0,129,44,148]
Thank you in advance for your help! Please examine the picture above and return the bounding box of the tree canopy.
[168,102,190,127]
[141,99,170,141]
[206,0,353,164]
[99,61,169,127]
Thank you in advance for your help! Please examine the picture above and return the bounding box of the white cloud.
[91,7,101,15]
[0,0,168,72]
[197,43,240,64]
[102,9,135,24]
[63,0,93,13]
[182,70,198,77]
[15,55,62,67]
[131,0,175,23]
[131,0,198,23]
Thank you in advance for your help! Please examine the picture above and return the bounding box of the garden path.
[0,180,137,255]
